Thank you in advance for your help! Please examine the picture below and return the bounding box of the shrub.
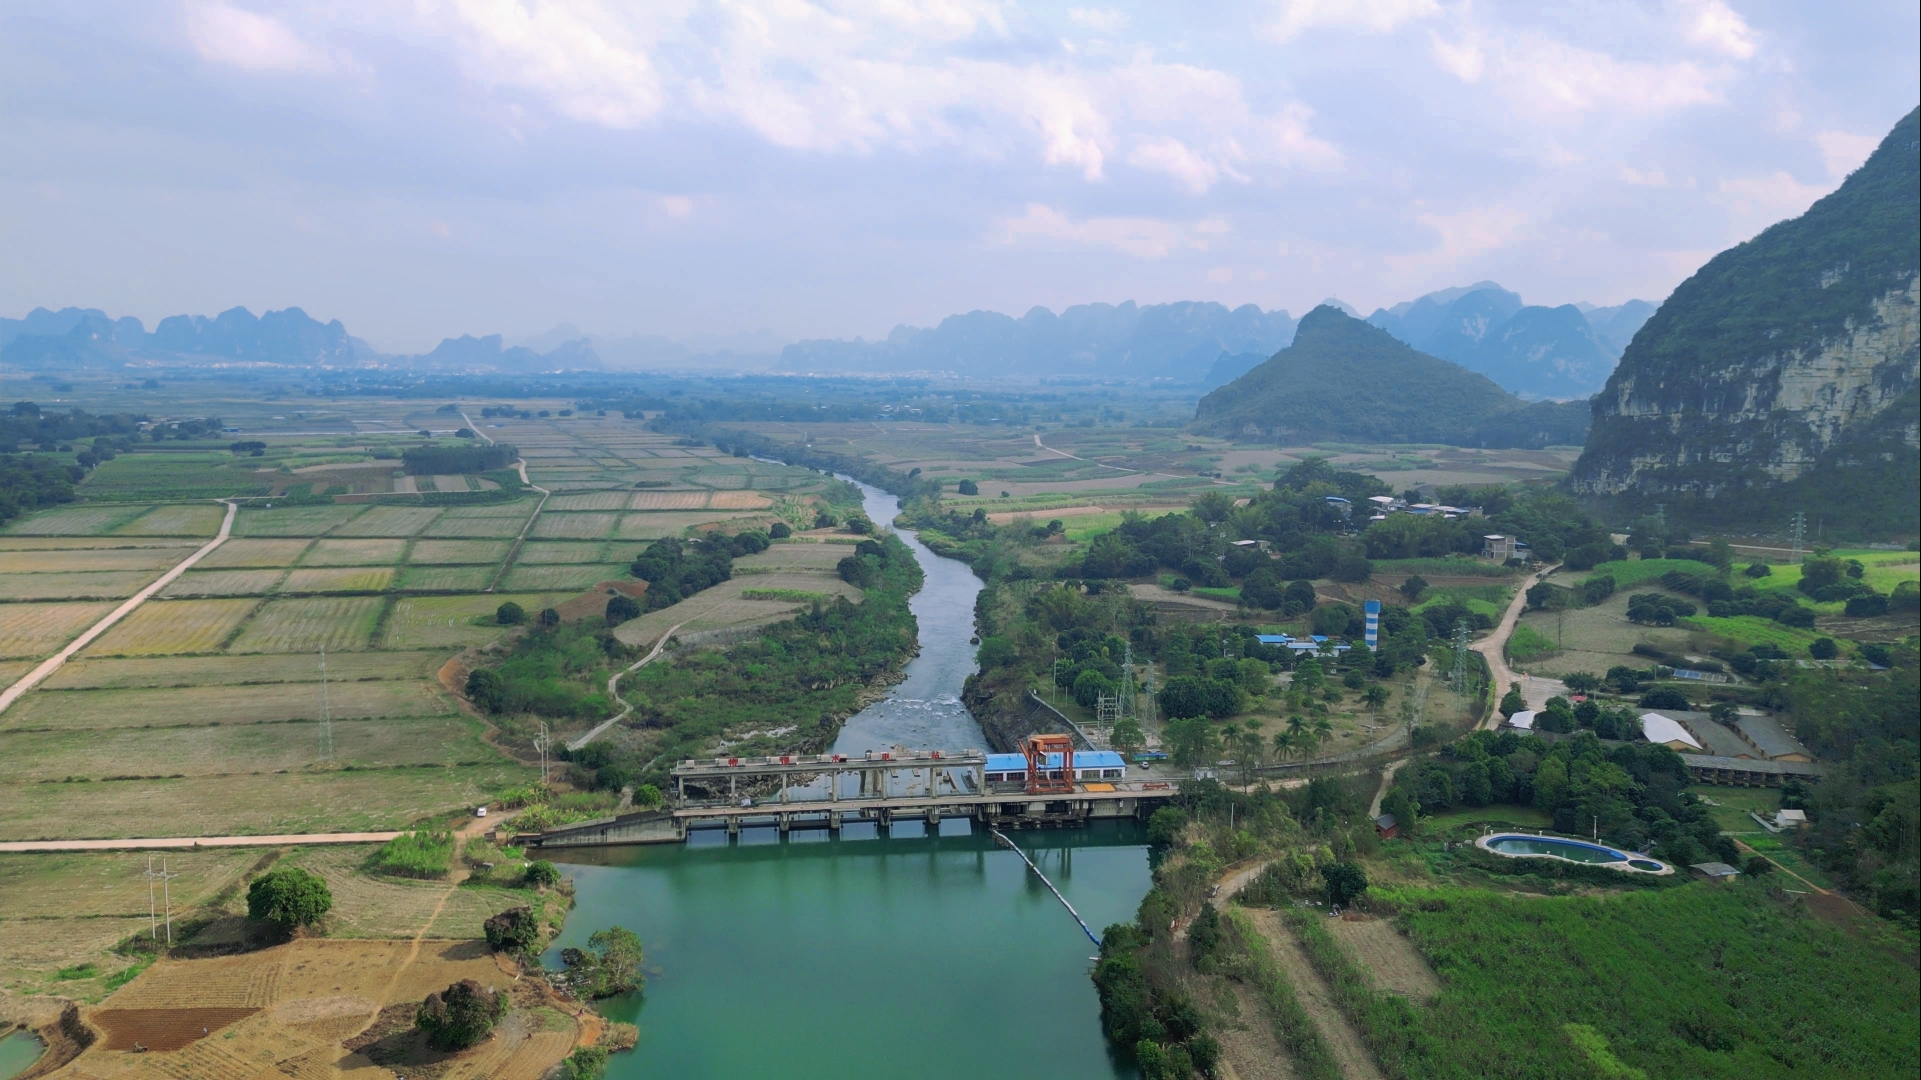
[1809,637,1839,660]
[769,521,792,538]
[523,860,562,887]
[484,906,540,954]
[247,867,332,930]
[1744,562,1772,578]
[562,926,645,998]
[563,1046,610,1080]
[1845,593,1889,617]
[1322,862,1368,907]
[495,601,526,625]
[416,979,506,1050]
[606,595,641,625]
[956,479,979,495]
[1638,687,1691,710]
[372,831,455,879]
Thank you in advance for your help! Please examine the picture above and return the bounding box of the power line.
[534,721,553,787]
[1450,619,1472,695]
[317,646,333,763]
[143,855,179,946]
[1788,511,1807,563]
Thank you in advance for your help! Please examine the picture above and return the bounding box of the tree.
[416,979,506,1050]
[1399,574,1428,601]
[465,668,505,712]
[484,905,540,953]
[1744,561,1772,578]
[1499,683,1526,718]
[564,926,645,998]
[1111,716,1146,757]
[1310,715,1333,754]
[814,510,839,529]
[1362,685,1390,711]
[1074,668,1117,709]
[1322,862,1367,908]
[1187,903,1223,967]
[1271,730,1295,763]
[1560,671,1601,694]
[563,1046,611,1080]
[247,867,332,931]
[606,595,641,625]
[495,601,526,625]
[538,607,560,627]
[956,479,979,495]
[1809,637,1839,660]
[769,521,792,539]
[1163,716,1219,767]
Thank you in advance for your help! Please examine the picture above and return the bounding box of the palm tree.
[1363,685,1390,712]
[1286,714,1306,744]
[1271,730,1295,764]
[1311,715,1334,757]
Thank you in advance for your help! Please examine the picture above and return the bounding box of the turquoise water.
[551,823,1148,1079]
[546,479,1152,1078]
[1486,835,1629,864]
[0,1032,44,1080]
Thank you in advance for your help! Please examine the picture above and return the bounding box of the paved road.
[0,499,239,715]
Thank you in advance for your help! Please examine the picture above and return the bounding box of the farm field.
[409,538,512,563]
[232,504,367,537]
[87,598,261,655]
[226,596,386,652]
[0,546,196,573]
[299,537,408,565]
[194,537,312,567]
[0,715,490,779]
[279,566,396,592]
[0,570,165,601]
[43,650,450,689]
[0,601,118,659]
[0,504,153,535]
[112,503,227,535]
[0,763,525,841]
[497,562,630,592]
[159,568,288,597]
[383,592,574,648]
[332,504,444,536]
[394,564,499,591]
[1,680,456,730]
[1511,588,1694,678]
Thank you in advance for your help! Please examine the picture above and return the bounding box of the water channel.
[547,481,1151,1079]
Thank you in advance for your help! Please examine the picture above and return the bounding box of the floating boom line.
[990,827,1101,947]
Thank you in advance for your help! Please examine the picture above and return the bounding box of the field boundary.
[0,500,239,715]
[0,830,403,852]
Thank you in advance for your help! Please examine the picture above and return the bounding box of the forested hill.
[1189,305,1590,448]
[1568,105,1921,537]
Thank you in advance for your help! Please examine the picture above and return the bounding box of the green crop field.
[300,537,408,565]
[614,512,730,538]
[332,505,444,537]
[407,539,510,564]
[531,513,618,539]
[0,715,489,781]
[1679,615,1826,652]
[497,563,626,592]
[279,566,396,593]
[227,596,385,652]
[112,504,227,536]
[0,546,194,574]
[0,679,454,731]
[159,569,288,597]
[0,570,161,601]
[43,651,449,689]
[394,565,497,591]
[79,453,272,501]
[421,513,531,538]
[383,593,571,648]
[0,601,117,660]
[515,541,616,564]
[1259,881,1919,1080]
[233,504,367,537]
[2,504,152,536]
[196,538,313,568]
[0,763,529,841]
[84,597,261,655]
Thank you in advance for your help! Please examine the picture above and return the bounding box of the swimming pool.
[1476,833,1672,875]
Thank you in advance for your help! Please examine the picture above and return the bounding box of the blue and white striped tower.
[1364,598,1381,651]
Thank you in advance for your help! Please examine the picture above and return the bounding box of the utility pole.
[143,855,179,946]
[1788,511,1807,564]
[1450,619,1472,695]
[534,722,552,787]
[317,647,333,763]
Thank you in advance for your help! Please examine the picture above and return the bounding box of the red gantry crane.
[1023,733,1075,795]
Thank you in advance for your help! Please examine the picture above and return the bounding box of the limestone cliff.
[1569,106,1920,535]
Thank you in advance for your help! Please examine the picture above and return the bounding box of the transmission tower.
[1450,619,1473,695]
[1119,642,1138,721]
[1788,511,1807,563]
[317,647,333,763]
[534,721,553,787]
[144,855,179,946]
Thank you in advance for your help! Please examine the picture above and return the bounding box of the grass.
[2,504,152,536]
[370,830,457,879]
[1419,804,1553,831]
[0,715,487,779]
[382,593,571,649]
[112,504,227,536]
[196,538,313,568]
[1371,558,1516,579]
[0,680,456,731]
[1677,615,1824,653]
[279,567,396,593]
[1283,881,1921,1080]
[0,570,162,601]
[1506,624,1557,662]
[740,588,829,602]
[44,650,448,689]
[1222,907,1342,1080]
[233,504,367,537]
[1571,558,1712,589]
[300,538,408,565]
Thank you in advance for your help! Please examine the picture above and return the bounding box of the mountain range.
[1364,282,1655,399]
[0,306,597,373]
[778,301,1301,380]
[1191,305,1591,449]
[1570,104,1919,536]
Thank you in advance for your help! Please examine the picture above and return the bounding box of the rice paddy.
[531,512,618,539]
[0,571,162,601]
[279,567,396,593]
[233,505,367,537]
[407,539,511,564]
[160,569,289,597]
[332,505,443,537]
[111,504,226,536]
[195,538,313,568]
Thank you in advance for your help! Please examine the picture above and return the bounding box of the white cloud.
[1067,7,1128,33]
[1682,0,1758,59]
[1814,130,1878,179]
[1129,137,1228,193]
[992,203,1199,258]
[187,3,345,72]
[1265,0,1440,42]
[1383,205,1530,281]
[1429,25,1722,115]
[1619,166,1670,187]
[1206,266,1233,283]
[660,195,695,218]
[1716,170,1832,230]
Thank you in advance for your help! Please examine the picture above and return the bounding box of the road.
[568,622,683,750]
[0,831,403,853]
[462,411,553,592]
[1472,563,1560,729]
[1032,433,1229,485]
[0,499,239,715]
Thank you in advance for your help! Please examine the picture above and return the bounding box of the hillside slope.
[1191,305,1589,447]
[1568,106,1920,536]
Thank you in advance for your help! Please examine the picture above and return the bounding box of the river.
[547,480,1150,1079]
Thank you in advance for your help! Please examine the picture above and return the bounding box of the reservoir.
[548,481,1152,1079]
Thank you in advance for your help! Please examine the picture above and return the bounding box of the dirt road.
[0,499,239,716]
[1472,564,1559,729]
[568,622,683,750]
[0,831,402,853]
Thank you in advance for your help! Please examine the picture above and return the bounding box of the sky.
[2,1,1916,353]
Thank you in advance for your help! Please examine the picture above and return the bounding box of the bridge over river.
[518,748,1179,847]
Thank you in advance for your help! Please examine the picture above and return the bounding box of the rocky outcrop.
[1569,106,1920,534]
